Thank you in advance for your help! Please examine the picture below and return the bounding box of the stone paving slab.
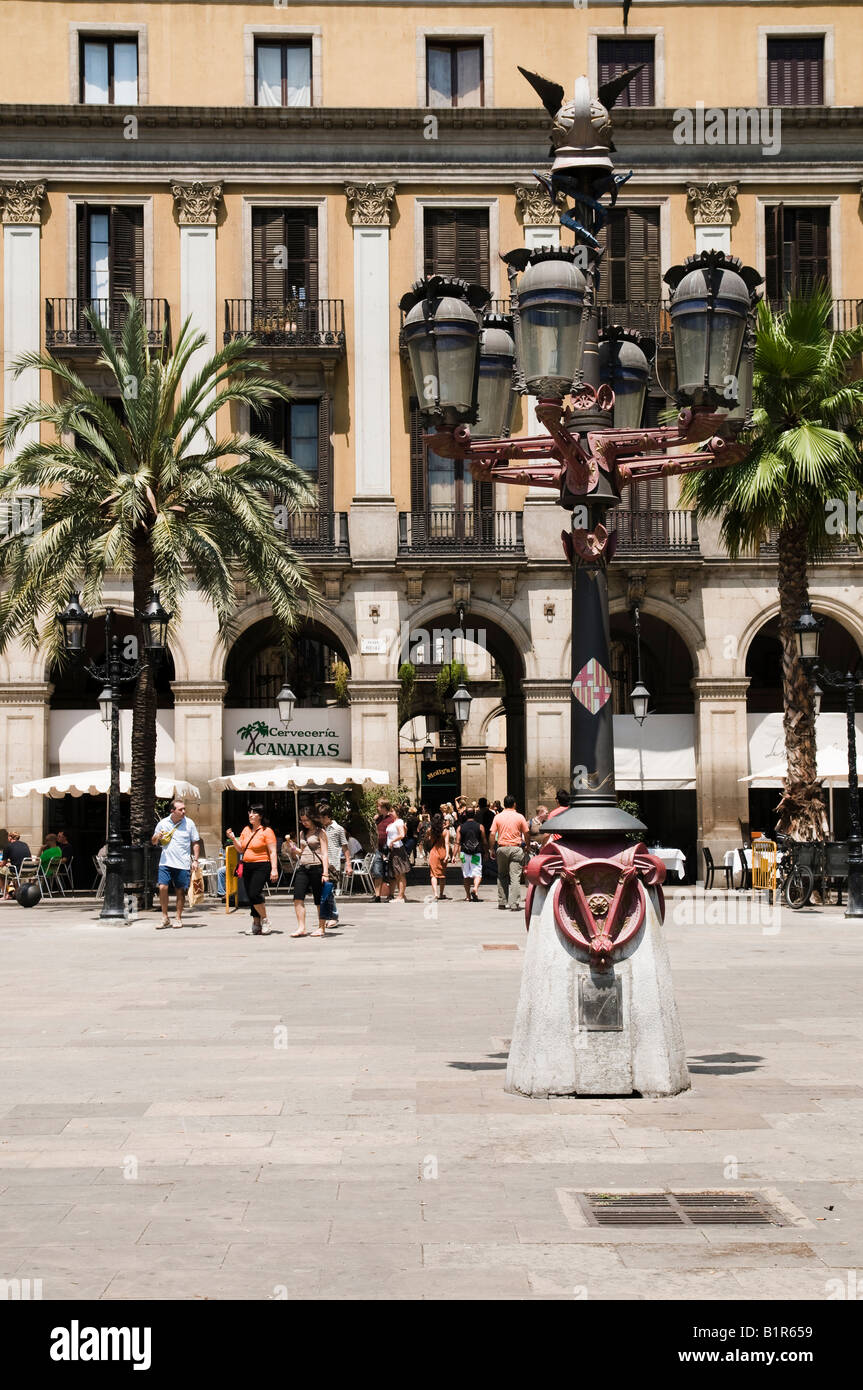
[1,893,862,1299]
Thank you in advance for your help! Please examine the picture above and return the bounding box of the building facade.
[1,0,862,874]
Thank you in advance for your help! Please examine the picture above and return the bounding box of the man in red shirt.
[489,795,531,911]
[372,797,395,903]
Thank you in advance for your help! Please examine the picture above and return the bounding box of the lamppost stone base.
[505,875,690,1099]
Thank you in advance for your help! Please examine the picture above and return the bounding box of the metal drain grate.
[581,1191,782,1227]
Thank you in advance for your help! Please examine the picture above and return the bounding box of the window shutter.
[794,208,830,295]
[316,396,331,511]
[627,208,661,301]
[76,204,90,302]
[109,206,144,298]
[767,38,824,106]
[409,398,426,512]
[765,205,782,301]
[597,39,655,106]
[252,208,286,302]
[424,209,489,287]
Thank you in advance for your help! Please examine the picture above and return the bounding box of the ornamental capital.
[514,183,562,227]
[344,182,396,227]
[686,182,738,227]
[0,180,46,225]
[171,180,223,225]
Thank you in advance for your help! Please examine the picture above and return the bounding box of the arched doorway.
[222,618,351,837]
[746,612,862,838]
[610,610,697,877]
[46,612,176,882]
[399,610,525,811]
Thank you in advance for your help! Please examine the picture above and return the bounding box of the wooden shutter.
[793,208,830,295]
[252,208,318,303]
[409,399,426,512]
[765,204,783,302]
[597,39,655,106]
[424,209,489,288]
[596,208,659,304]
[76,204,90,302]
[109,206,144,298]
[252,209,286,302]
[316,395,331,511]
[767,37,824,105]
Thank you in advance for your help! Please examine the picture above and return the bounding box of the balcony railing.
[398,509,524,556]
[224,299,345,351]
[279,510,349,556]
[606,508,699,556]
[46,298,170,350]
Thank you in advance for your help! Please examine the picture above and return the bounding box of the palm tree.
[680,287,863,839]
[0,295,317,842]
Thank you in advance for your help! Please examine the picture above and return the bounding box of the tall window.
[251,208,318,304]
[426,42,483,107]
[767,36,824,105]
[595,207,661,303]
[410,401,493,531]
[255,40,312,107]
[765,206,830,300]
[76,206,144,303]
[597,38,655,106]
[256,400,320,478]
[80,37,138,103]
[424,208,489,287]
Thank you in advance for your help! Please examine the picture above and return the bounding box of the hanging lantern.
[506,247,588,400]
[473,314,517,438]
[57,593,91,655]
[400,276,490,427]
[598,327,655,430]
[630,681,650,725]
[792,603,824,664]
[138,590,171,655]
[664,251,762,408]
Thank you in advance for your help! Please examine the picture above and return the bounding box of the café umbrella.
[208,765,391,836]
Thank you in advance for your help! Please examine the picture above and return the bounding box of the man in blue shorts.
[151,799,200,929]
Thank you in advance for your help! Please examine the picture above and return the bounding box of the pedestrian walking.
[489,795,530,911]
[424,812,450,900]
[318,803,351,924]
[455,805,487,902]
[371,798,395,903]
[226,805,278,935]
[151,799,201,929]
[387,806,411,902]
[286,809,330,936]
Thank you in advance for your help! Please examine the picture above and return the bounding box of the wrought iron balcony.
[606,508,699,556]
[46,298,170,351]
[224,299,345,353]
[398,509,524,557]
[279,509,349,557]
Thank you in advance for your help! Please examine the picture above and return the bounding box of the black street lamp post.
[794,602,863,919]
[57,592,171,921]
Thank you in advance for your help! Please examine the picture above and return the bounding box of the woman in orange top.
[226,805,278,935]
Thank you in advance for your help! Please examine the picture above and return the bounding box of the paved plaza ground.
[1,884,862,1302]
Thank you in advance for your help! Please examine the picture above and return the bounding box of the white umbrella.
[12,771,201,799]
[739,744,863,786]
[209,765,390,836]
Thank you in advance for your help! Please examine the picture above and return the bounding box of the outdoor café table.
[650,847,687,881]
[724,847,753,888]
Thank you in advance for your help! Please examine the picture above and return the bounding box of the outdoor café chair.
[56,856,74,894]
[17,858,40,895]
[92,854,107,898]
[38,856,65,897]
[702,847,733,891]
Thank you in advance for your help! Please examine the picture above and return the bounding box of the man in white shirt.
[318,804,351,882]
[151,799,200,929]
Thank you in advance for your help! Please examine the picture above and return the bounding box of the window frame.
[65,195,154,301]
[244,26,322,107]
[588,27,665,107]
[595,36,657,108]
[425,39,485,109]
[757,25,834,106]
[415,198,499,295]
[756,197,840,300]
[69,22,147,105]
[253,37,314,108]
[242,197,328,302]
[417,28,493,108]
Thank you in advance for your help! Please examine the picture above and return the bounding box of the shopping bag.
[188,868,206,907]
[319,878,339,921]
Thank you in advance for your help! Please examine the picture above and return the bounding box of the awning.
[740,745,863,788]
[209,765,390,792]
[12,772,201,799]
[613,715,696,791]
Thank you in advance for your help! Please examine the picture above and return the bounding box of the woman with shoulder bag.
[387,808,411,903]
[226,806,278,935]
[285,809,330,937]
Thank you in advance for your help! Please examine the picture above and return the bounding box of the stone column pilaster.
[1,181,46,463]
[171,680,227,849]
[687,183,738,256]
[347,680,400,789]
[0,681,52,845]
[691,676,751,873]
[172,181,222,443]
[522,679,570,810]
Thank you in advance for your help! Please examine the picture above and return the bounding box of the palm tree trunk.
[130,536,158,846]
[775,518,828,840]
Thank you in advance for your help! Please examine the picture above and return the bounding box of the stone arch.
[738,595,863,673]
[480,702,507,740]
[217,600,358,685]
[609,595,706,678]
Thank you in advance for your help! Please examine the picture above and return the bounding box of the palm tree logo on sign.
[237,720,271,755]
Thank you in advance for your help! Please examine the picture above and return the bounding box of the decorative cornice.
[691,677,751,702]
[171,681,228,705]
[347,680,400,704]
[171,179,223,224]
[0,179,46,225]
[514,183,561,227]
[687,182,738,226]
[521,681,572,702]
[0,681,52,705]
[344,181,396,227]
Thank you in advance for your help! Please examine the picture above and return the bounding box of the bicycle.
[775,835,817,910]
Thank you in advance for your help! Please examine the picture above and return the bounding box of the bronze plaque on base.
[579,973,623,1031]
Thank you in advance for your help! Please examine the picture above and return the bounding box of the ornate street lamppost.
[793,603,863,919]
[399,65,762,1097]
[630,603,650,727]
[57,592,171,922]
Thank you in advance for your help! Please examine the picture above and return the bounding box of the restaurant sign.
[225,708,350,762]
